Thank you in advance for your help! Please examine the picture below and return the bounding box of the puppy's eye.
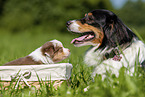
[58,47,63,52]
[45,48,49,51]
[54,47,63,54]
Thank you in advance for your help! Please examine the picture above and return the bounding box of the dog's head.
[66,9,136,48]
[41,40,70,63]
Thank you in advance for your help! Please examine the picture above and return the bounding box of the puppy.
[4,40,70,65]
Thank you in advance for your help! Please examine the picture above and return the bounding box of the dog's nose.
[66,21,72,27]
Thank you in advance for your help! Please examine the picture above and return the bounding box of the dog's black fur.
[81,9,137,48]
[67,9,145,74]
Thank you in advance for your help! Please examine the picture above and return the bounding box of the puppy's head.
[66,9,136,48]
[41,40,70,63]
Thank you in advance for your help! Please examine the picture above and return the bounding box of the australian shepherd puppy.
[4,40,70,65]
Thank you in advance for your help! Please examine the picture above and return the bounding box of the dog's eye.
[86,16,94,24]
[88,17,93,21]
[54,47,63,54]
[58,47,63,52]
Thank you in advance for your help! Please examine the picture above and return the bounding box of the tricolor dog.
[67,9,145,78]
[4,40,70,65]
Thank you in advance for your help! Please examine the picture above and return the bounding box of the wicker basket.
[0,63,72,89]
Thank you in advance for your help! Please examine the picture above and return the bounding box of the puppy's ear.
[103,15,134,47]
[41,42,55,57]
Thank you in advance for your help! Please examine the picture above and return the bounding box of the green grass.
[0,28,145,97]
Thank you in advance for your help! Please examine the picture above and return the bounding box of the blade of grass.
[132,28,145,43]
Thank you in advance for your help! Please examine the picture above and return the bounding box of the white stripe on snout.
[50,40,63,47]
[69,20,81,33]
[63,48,70,56]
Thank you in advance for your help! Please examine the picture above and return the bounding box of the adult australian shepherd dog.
[66,9,145,78]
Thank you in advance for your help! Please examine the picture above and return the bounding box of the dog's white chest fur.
[84,40,145,78]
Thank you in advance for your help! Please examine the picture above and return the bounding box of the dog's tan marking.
[76,21,104,45]
[88,13,92,16]
[85,13,93,17]
[52,51,66,62]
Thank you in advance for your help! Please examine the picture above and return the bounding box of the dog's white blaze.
[69,20,81,33]
[50,39,63,47]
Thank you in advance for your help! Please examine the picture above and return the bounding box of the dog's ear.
[41,42,55,57]
[103,15,134,47]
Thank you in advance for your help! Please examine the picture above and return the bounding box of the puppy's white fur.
[28,47,54,64]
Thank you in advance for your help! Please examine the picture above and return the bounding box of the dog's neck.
[85,38,138,66]
[28,47,54,64]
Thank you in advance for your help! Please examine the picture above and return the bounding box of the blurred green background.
[0,0,145,65]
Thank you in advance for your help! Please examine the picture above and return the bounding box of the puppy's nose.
[66,21,72,27]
